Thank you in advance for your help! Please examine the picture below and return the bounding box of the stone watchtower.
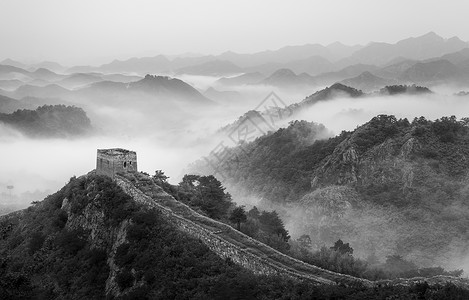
[96,148,138,179]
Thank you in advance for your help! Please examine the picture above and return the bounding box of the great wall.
[114,171,469,289]
[1,148,468,292]
[98,148,469,289]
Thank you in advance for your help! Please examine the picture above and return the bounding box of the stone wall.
[114,174,469,289]
[115,174,368,286]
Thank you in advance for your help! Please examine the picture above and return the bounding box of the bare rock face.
[311,129,420,194]
[311,141,360,189]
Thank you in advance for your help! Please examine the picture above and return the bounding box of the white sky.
[1,0,468,65]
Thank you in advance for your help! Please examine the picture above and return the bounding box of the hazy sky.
[1,0,468,65]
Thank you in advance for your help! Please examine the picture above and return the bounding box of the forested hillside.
[0,105,92,137]
[190,115,469,269]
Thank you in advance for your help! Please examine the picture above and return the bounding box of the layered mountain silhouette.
[340,32,468,66]
[260,68,315,88]
[203,87,241,104]
[0,94,25,113]
[399,59,467,84]
[79,74,213,106]
[340,71,396,92]
[2,32,468,92]
[216,72,265,86]
[175,60,244,76]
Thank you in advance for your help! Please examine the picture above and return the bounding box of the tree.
[297,234,312,249]
[330,239,353,255]
[178,174,233,219]
[229,206,247,230]
[153,170,169,183]
[247,206,260,219]
[259,211,290,242]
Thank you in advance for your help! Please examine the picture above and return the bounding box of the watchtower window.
[124,162,127,168]
[129,161,132,165]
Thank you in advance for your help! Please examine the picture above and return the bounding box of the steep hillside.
[191,116,469,268]
[0,174,277,299]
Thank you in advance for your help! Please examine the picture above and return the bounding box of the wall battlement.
[96,148,137,179]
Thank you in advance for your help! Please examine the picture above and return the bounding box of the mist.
[294,93,469,135]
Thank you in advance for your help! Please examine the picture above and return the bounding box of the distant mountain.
[282,55,335,75]
[0,60,66,73]
[340,71,396,92]
[260,68,315,88]
[382,56,413,67]
[99,55,171,74]
[71,42,361,76]
[175,60,244,76]
[31,68,66,82]
[30,61,66,73]
[14,84,72,99]
[0,79,23,91]
[461,59,469,71]
[166,55,216,70]
[429,48,469,65]
[341,32,469,66]
[64,65,96,74]
[129,75,212,102]
[0,58,27,69]
[100,73,142,83]
[313,64,379,86]
[399,59,466,84]
[203,87,242,104]
[80,74,213,106]
[218,83,365,137]
[378,84,432,95]
[57,73,104,89]
[25,79,51,87]
[0,64,31,81]
[326,42,363,60]
[0,104,92,137]
[299,83,363,106]
[373,59,418,79]
[216,72,265,86]
[0,94,25,113]
[218,43,361,67]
